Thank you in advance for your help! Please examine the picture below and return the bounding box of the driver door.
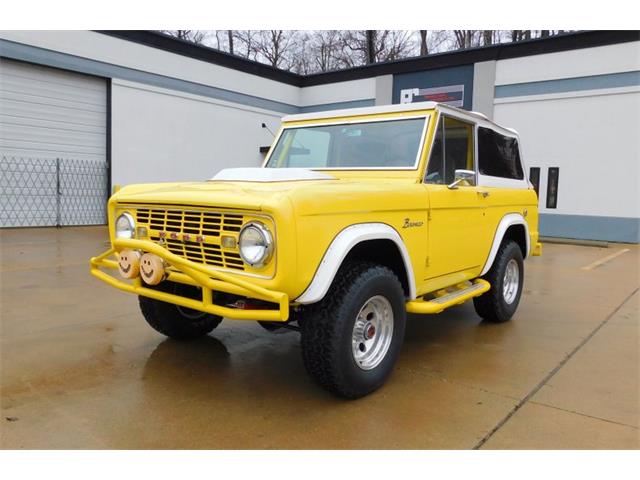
[423,115,489,291]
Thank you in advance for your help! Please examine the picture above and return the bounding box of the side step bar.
[406,279,491,315]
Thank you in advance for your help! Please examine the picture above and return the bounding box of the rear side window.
[478,127,524,179]
[529,167,540,196]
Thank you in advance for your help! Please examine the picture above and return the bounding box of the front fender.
[295,223,416,304]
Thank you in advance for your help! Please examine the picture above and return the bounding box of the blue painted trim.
[298,99,376,113]
[540,213,640,243]
[495,71,640,98]
[0,39,379,116]
[0,38,299,114]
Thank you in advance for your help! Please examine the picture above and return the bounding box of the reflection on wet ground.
[1,227,638,448]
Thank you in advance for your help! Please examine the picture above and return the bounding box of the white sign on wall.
[400,85,465,106]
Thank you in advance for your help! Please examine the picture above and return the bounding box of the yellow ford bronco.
[91,101,541,398]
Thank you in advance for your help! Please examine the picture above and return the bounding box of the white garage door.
[0,58,108,227]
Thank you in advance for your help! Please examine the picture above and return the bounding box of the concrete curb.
[540,236,609,248]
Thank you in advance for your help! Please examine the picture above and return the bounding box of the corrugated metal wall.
[0,58,108,227]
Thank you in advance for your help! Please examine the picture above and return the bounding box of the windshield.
[265,117,427,169]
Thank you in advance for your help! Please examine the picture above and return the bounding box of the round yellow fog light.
[140,253,166,285]
[117,249,140,279]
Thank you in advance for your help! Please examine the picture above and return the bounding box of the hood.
[113,168,334,210]
[113,168,419,214]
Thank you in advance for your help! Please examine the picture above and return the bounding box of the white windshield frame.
[262,115,431,171]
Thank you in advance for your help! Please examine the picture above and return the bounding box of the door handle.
[478,191,490,198]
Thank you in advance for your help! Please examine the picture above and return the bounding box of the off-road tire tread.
[139,284,222,339]
[301,261,405,398]
[473,240,523,323]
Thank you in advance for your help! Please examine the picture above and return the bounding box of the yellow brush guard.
[90,238,289,321]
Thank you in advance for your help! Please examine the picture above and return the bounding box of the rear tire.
[139,282,222,339]
[301,262,406,399]
[473,240,524,323]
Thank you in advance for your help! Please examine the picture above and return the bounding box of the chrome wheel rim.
[351,295,394,371]
[503,259,520,305]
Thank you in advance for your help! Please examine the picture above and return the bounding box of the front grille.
[135,206,246,270]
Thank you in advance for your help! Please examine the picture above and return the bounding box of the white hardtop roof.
[282,101,519,137]
[283,101,440,122]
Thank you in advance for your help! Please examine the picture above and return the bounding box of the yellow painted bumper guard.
[90,238,289,322]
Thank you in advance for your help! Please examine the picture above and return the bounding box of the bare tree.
[339,30,415,66]
[290,32,314,74]
[483,30,494,46]
[419,30,428,56]
[161,30,206,44]
[510,30,532,42]
[453,30,481,49]
[160,30,566,74]
[234,30,259,60]
[366,30,376,64]
[426,30,454,53]
[377,30,415,61]
[228,30,234,55]
[210,31,226,50]
[337,31,368,67]
[308,30,343,72]
[254,30,296,69]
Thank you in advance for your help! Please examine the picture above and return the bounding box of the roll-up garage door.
[0,58,108,227]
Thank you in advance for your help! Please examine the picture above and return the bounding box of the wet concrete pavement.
[1,227,638,449]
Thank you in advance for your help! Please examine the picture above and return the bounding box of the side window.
[529,167,540,197]
[477,127,524,179]
[425,116,474,185]
[286,129,331,168]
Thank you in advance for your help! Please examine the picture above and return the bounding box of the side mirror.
[448,169,476,189]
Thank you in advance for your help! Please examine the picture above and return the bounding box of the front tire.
[473,240,524,323]
[301,262,406,399]
[139,282,222,339]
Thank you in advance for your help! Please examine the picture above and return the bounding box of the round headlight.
[238,222,273,267]
[115,212,135,239]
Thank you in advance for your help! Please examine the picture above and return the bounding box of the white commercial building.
[1,30,638,242]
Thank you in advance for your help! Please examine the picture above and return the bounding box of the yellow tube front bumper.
[90,238,289,321]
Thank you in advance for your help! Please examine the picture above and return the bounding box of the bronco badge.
[403,218,424,229]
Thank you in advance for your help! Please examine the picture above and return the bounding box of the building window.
[529,167,540,197]
[425,116,474,185]
[477,127,524,180]
[546,167,559,209]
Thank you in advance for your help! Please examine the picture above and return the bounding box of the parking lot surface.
[1,227,638,449]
